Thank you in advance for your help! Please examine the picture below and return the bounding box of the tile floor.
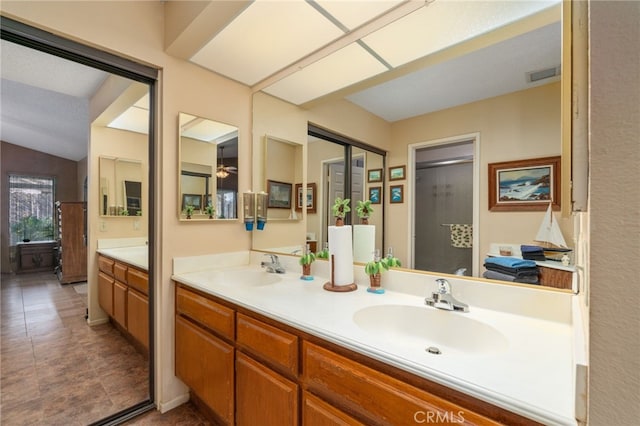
[0,271,208,425]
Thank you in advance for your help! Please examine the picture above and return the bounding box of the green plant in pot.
[331,197,350,226]
[185,205,195,219]
[299,244,316,280]
[364,250,389,291]
[356,199,374,224]
[205,204,216,219]
[386,247,402,268]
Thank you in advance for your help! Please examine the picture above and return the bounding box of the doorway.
[409,135,479,276]
[1,16,157,424]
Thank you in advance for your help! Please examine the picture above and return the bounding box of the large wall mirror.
[262,135,303,221]
[250,3,569,289]
[178,112,238,221]
[99,156,143,216]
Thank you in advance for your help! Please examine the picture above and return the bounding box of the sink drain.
[426,346,441,355]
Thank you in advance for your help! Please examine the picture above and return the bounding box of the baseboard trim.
[158,392,190,413]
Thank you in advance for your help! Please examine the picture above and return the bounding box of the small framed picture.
[390,185,404,204]
[182,194,202,211]
[367,168,382,183]
[389,165,406,181]
[368,186,381,204]
[267,180,292,209]
[295,182,317,213]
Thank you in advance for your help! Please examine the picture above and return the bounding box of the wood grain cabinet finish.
[56,201,87,284]
[98,271,114,317]
[113,280,128,329]
[176,316,234,425]
[97,255,149,350]
[236,351,298,426]
[302,342,499,426]
[236,313,298,376]
[302,392,365,426]
[128,289,149,350]
[176,286,234,340]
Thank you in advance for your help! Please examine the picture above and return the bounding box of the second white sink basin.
[353,304,508,355]
[210,267,282,287]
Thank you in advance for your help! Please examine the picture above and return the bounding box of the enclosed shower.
[413,142,474,275]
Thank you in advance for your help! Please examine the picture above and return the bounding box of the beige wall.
[0,141,80,273]
[588,1,640,424]
[388,82,569,269]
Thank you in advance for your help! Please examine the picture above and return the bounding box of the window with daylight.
[8,175,55,245]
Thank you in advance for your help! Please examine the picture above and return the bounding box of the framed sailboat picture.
[488,156,561,211]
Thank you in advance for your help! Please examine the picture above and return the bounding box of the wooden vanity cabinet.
[97,254,149,351]
[173,282,531,426]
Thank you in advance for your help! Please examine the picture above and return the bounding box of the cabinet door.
[127,289,149,350]
[236,351,298,426]
[113,281,127,328]
[98,271,114,317]
[175,316,234,425]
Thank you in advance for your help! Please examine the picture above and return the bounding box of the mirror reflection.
[178,113,238,220]
[263,135,303,221]
[99,156,143,216]
[251,5,568,286]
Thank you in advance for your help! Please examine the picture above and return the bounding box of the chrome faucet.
[425,278,469,312]
[261,254,286,274]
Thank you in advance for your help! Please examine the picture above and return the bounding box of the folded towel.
[484,263,539,278]
[449,224,472,248]
[484,256,537,269]
[483,270,540,284]
[521,245,544,253]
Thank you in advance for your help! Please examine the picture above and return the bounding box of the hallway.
[0,271,149,425]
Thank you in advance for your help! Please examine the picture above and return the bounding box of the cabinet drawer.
[176,286,234,340]
[303,342,498,426]
[237,313,298,376]
[98,256,114,276]
[127,267,149,295]
[114,262,127,283]
[303,392,365,426]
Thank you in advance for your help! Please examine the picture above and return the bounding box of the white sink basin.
[210,267,282,287]
[353,304,508,355]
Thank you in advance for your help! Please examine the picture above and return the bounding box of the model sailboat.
[535,203,568,249]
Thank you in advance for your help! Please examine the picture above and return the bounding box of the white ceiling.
[0,0,561,161]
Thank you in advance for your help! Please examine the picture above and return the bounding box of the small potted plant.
[120,209,129,216]
[331,197,350,226]
[185,205,195,219]
[205,204,216,219]
[316,242,329,259]
[364,250,389,291]
[386,247,402,268]
[299,244,316,280]
[356,199,374,224]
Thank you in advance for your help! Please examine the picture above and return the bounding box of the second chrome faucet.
[425,278,469,312]
[261,254,286,274]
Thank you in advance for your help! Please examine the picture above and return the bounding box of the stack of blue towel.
[483,256,539,284]
[520,245,546,261]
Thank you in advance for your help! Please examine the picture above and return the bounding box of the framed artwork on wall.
[295,182,317,213]
[267,180,292,209]
[368,186,381,204]
[389,165,406,181]
[182,194,202,211]
[488,156,561,211]
[390,185,404,204]
[367,168,382,183]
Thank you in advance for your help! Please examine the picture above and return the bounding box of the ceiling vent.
[526,65,561,83]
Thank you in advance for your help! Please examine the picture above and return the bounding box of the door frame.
[407,133,480,276]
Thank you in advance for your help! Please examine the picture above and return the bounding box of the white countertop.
[172,257,577,425]
[96,245,148,270]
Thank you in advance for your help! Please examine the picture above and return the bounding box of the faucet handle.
[436,278,451,294]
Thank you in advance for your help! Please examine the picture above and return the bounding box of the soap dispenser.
[256,192,268,230]
[243,191,255,231]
